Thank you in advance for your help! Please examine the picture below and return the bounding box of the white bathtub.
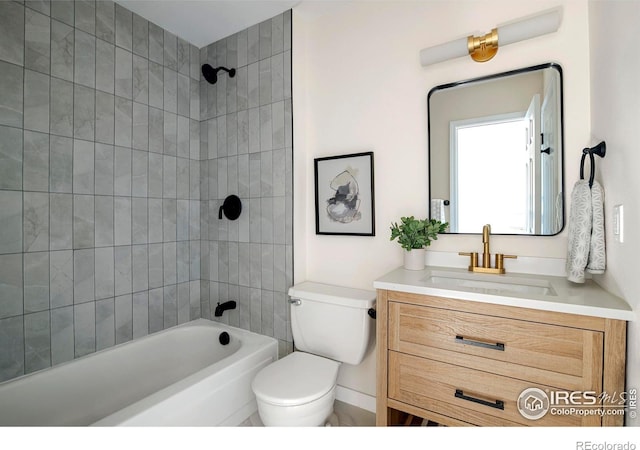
[0,319,278,426]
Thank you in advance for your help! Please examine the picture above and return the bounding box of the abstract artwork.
[314,152,375,236]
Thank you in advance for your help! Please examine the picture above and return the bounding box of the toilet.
[251,281,376,426]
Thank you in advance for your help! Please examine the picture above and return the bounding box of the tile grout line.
[95,0,101,354]
[47,2,53,370]
[21,0,26,378]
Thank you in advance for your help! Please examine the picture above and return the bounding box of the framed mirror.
[428,63,564,235]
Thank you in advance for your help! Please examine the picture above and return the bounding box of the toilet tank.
[288,281,376,365]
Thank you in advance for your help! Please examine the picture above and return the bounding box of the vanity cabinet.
[376,290,627,427]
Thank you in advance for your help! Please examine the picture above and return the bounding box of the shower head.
[201,64,236,85]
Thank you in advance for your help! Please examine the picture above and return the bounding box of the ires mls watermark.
[517,387,637,420]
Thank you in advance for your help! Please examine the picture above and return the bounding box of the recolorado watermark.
[576,443,636,450]
[517,387,637,420]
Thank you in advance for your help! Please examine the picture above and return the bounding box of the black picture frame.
[314,152,375,236]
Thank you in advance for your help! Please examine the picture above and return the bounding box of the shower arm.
[217,67,235,76]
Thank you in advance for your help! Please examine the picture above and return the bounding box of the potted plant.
[390,216,448,270]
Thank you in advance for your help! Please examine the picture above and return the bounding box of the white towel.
[587,180,606,274]
[566,180,606,283]
[431,199,446,223]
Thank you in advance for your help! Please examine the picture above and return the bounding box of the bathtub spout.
[214,301,237,317]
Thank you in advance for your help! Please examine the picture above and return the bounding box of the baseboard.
[335,385,376,413]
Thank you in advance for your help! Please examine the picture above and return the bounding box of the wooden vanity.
[375,268,631,427]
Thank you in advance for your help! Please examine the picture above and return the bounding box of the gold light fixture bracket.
[467,28,499,62]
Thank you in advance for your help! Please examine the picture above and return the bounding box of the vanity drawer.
[388,351,601,427]
[388,302,603,391]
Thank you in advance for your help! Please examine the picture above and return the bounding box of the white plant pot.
[403,248,426,271]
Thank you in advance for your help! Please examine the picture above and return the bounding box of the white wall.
[293,0,592,397]
[589,0,640,427]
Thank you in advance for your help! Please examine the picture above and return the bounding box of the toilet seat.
[252,352,340,407]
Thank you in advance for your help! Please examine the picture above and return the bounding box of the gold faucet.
[482,224,491,268]
[459,224,517,274]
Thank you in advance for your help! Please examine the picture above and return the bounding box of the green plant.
[389,216,448,251]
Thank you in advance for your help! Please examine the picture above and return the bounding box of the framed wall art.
[314,152,375,236]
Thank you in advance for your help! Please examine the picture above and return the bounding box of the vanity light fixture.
[419,7,562,66]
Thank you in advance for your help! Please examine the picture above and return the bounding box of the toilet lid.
[252,352,340,407]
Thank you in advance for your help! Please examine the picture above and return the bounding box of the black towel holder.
[580,141,606,188]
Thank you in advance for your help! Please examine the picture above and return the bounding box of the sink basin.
[422,270,556,297]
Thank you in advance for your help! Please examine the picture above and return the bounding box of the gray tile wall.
[0,0,202,383]
[0,2,294,384]
[199,11,294,357]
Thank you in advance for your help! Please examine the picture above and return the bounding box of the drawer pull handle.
[455,335,505,351]
[455,389,505,410]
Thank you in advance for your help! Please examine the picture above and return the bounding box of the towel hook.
[579,141,606,188]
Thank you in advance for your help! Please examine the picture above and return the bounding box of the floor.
[239,401,376,426]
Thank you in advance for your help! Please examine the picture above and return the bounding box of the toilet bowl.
[252,351,340,426]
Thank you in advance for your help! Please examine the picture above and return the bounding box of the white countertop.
[373,266,634,321]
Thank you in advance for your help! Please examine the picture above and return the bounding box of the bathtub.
[0,319,278,426]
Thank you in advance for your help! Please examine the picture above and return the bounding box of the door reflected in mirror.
[428,63,564,235]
